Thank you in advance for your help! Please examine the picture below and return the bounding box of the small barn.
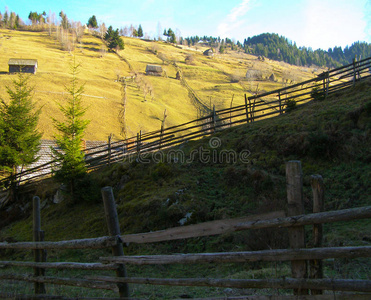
[8,59,38,74]
[268,73,277,82]
[145,64,163,76]
[203,49,214,57]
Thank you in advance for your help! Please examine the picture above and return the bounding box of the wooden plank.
[121,211,285,244]
[100,246,371,265]
[0,236,117,250]
[235,206,371,231]
[0,261,118,270]
[90,276,371,292]
[0,206,369,251]
[0,274,116,291]
[286,161,307,295]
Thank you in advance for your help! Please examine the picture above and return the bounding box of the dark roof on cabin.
[203,49,214,56]
[8,59,38,66]
[145,64,163,72]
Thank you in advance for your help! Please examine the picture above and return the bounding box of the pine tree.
[166,28,176,43]
[0,72,41,196]
[137,24,143,38]
[51,58,90,198]
[104,25,114,41]
[3,10,8,27]
[87,15,98,28]
[106,28,124,50]
[59,11,69,29]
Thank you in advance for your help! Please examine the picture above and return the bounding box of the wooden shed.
[145,64,163,76]
[8,59,38,74]
[203,49,214,57]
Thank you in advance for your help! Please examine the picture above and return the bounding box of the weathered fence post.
[229,94,234,127]
[278,91,282,114]
[33,196,46,294]
[160,109,167,150]
[322,75,326,96]
[244,94,249,124]
[136,131,141,154]
[326,73,329,98]
[310,175,324,295]
[212,104,217,132]
[159,127,163,150]
[108,134,112,166]
[286,161,308,295]
[353,58,357,86]
[101,186,129,298]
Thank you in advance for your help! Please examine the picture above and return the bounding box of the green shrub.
[311,87,325,101]
[285,99,297,113]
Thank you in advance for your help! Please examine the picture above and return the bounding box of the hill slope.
[0,78,370,298]
[1,78,370,240]
[0,28,319,141]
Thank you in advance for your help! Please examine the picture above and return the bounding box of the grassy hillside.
[0,78,370,298]
[0,28,319,141]
[2,78,370,241]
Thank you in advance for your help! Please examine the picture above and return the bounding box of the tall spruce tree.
[51,58,90,198]
[105,27,124,50]
[0,72,41,196]
[87,15,98,28]
[137,24,143,38]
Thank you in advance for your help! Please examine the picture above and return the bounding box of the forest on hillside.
[243,33,371,68]
[187,33,371,68]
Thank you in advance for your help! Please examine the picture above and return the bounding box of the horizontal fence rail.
[0,210,370,257]
[1,57,370,187]
[87,276,371,293]
[100,246,371,265]
[1,206,369,250]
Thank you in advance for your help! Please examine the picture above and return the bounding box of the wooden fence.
[0,161,370,299]
[1,57,371,188]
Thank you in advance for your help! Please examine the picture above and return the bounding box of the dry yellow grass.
[0,29,320,141]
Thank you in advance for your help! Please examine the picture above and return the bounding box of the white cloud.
[217,0,252,38]
[229,0,252,21]
[300,0,368,49]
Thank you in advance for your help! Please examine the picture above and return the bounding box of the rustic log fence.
[1,57,371,190]
[0,161,370,299]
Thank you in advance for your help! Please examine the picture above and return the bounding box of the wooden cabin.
[203,49,214,57]
[8,59,38,74]
[145,64,163,76]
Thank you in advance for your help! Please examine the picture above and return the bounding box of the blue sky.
[2,0,370,50]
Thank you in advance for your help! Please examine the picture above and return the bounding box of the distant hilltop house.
[8,59,38,74]
[145,64,163,76]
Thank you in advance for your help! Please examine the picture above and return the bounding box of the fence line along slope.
[1,56,370,187]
